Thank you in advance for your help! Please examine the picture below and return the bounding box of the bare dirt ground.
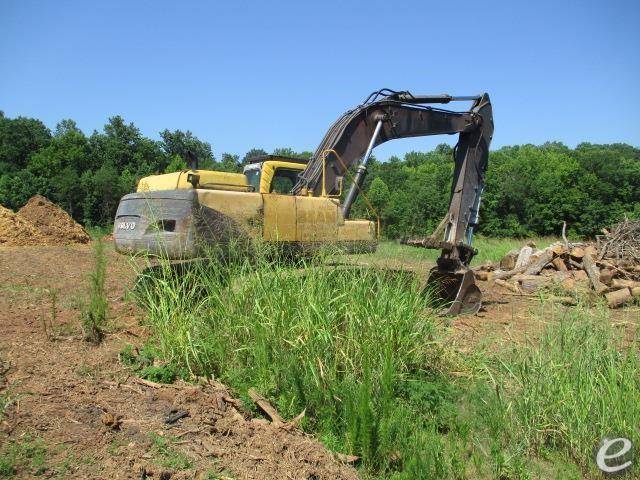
[0,245,358,479]
[1,244,638,479]
[455,280,640,351]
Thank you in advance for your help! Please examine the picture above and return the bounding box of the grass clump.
[462,304,640,478]
[0,434,48,478]
[500,306,638,475]
[147,432,193,470]
[81,240,108,343]
[119,343,183,383]
[133,246,464,476]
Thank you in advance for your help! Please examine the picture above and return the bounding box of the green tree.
[160,129,214,169]
[0,115,51,172]
[242,147,267,163]
[164,154,188,173]
[216,153,242,173]
[272,147,312,159]
[91,116,168,174]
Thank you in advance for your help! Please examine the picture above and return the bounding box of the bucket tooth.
[424,267,482,316]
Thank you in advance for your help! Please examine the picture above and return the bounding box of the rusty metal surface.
[113,190,199,259]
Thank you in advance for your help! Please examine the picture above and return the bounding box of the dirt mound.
[0,205,49,246]
[17,195,90,245]
[0,245,358,479]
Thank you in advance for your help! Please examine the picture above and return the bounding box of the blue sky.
[1,0,639,161]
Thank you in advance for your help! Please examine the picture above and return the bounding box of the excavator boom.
[296,89,494,314]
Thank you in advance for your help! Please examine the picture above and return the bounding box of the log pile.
[475,234,640,308]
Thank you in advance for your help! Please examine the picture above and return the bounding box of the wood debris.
[475,221,640,308]
[248,387,306,430]
[597,219,640,262]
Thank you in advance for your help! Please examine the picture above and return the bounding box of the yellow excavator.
[113,89,493,314]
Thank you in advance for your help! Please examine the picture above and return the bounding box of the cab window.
[244,167,261,192]
[270,168,299,194]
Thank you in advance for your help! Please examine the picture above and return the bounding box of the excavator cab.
[242,156,308,194]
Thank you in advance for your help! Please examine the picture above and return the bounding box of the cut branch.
[248,388,285,426]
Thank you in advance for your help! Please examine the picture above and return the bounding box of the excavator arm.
[294,89,494,315]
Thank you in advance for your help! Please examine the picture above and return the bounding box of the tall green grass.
[81,239,108,343]
[491,305,639,477]
[134,246,465,476]
[132,243,639,478]
[352,237,562,269]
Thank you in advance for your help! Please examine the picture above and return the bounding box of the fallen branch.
[493,264,529,280]
[335,453,360,464]
[164,410,190,424]
[248,388,285,426]
[495,278,521,293]
[132,377,163,389]
[561,221,569,250]
[606,288,632,308]
[281,409,306,431]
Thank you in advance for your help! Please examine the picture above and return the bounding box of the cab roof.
[244,154,309,165]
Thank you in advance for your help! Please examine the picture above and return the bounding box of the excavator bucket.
[424,266,482,316]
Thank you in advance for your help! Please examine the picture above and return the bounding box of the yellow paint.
[263,194,297,241]
[196,190,263,237]
[135,163,375,250]
[337,220,375,242]
[198,188,373,245]
[295,196,338,241]
[137,170,249,193]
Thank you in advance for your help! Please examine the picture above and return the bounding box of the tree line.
[1,112,638,237]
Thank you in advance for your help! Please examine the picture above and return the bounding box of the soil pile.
[17,195,90,245]
[0,205,49,246]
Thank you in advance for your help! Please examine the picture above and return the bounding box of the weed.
[75,362,100,379]
[0,434,48,478]
[49,288,58,326]
[0,391,17,422]
[118,343,182,383]
[86,224,113,241]
[147,432,193,470]
[82,240,108,343]
[133,244,460,476]
[204,470,235,480]
[107,438,127,456]
[39,288,60,341]
[506,305,639,473]
[0,359,14,423]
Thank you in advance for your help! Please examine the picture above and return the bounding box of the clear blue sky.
[1,0,639,161]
